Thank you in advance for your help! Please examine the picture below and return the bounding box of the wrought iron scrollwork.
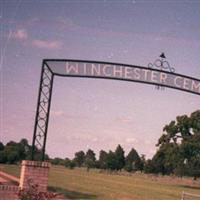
[148,53,175,90]
[31,63,54,161]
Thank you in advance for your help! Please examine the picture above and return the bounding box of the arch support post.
[31,62,54,161]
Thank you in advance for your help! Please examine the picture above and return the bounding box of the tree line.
[0,139,49,164]
[0,139,143,172]
[0,110,200,179]
[52,145,144,173]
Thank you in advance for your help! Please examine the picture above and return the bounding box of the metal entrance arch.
[31,59,200,161]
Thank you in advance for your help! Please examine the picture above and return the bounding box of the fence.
[182,192,200,200]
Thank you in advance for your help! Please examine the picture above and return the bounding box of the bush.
[18,179,57,200]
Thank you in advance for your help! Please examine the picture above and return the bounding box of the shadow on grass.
[48,186,98,199]
[180,185,200,190]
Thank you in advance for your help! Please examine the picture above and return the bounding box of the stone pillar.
[19,160,51,192]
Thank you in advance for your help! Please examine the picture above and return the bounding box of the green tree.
[51,157,65,165]
[0,142,6,163]
[65,158,76,169]
[19,139,30,159]
[157,110,200,146]
[4,141,20,164]
[99,150,108,169]
[115,145,125,170]
[0,151,7,163]
[6,151,20,164]
[144,159,155,174]
[74,151,85,167]
[151,143,180,175]
[125,148,142,172]
[19,139,29,147]
[180,133,200,179]
[0,142,4,151]
[156,110,200,178]
[106,151,118,170]
[0,139,49,163]
[85,149,96,171]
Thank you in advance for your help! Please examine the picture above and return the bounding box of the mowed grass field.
[1,164,200,200]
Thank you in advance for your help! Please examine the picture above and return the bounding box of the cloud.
[125,137,137,144]
[12,29,28,40]
[50,110,64,117]
[32,39,62,50]
[10,27,63,50]
[66,133,99,143]
[116,117,132,123]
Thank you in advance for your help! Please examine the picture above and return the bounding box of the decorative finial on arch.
[159,52,166,59]
[148,53,175,73]
[148,53,175,90]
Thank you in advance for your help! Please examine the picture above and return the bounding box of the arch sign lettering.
[31,59,200,160]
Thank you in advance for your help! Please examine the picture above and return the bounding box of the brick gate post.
[19,160,51,192]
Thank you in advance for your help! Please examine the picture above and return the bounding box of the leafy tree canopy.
[125,148,143,172]
[74,151,85,167]
[115,145,125,170]
[155,110,200,178]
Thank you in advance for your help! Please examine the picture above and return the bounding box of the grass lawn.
[1,164,200,200]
